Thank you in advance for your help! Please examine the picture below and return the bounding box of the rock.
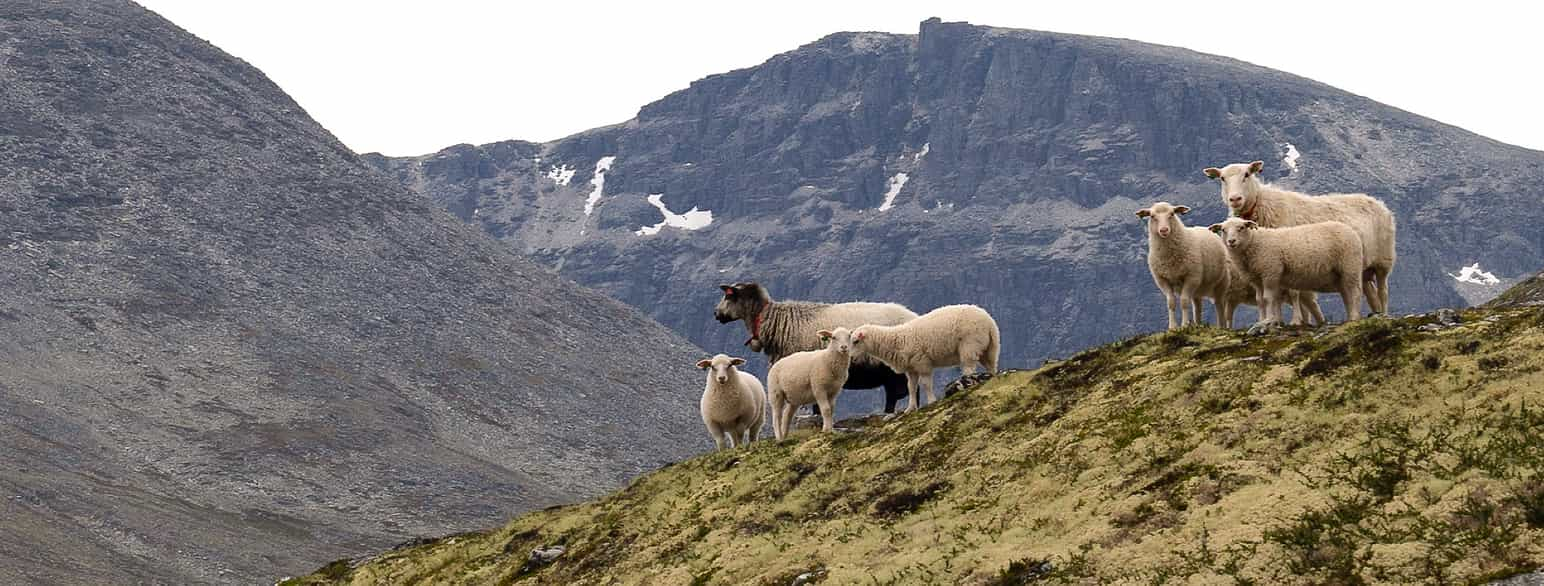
[528,546,566,566]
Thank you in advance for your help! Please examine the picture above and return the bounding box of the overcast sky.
[137,1,1543,156]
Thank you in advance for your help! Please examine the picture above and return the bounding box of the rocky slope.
[290,298,1544,584]
[371,19,1544,413]
[0,2,705,583]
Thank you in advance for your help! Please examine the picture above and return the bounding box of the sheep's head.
[1208,217,1258,249]
[1202,161,1265,215]
[818,327,854,355]
[696,353,746,385]
[714,282,770,324]
[1135,201,1190,239]
[848,326,873,356]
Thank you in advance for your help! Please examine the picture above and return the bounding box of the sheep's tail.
[984,321,1001,373]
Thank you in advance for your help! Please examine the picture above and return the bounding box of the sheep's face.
[713,282,764,324]
[696,354,745,385]
[848,326,872,356]
[819,327,854,355]
[1208,217,1258,249]
[1135,201,1189,239]
[1203,161,1265,214]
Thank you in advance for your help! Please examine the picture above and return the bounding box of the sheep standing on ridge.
[850,304,1000,412]
[1137,202,1231,329]
[695,354,766,450]
[1205,160,1396,315]
[1217,257,1324,328]
[766,328,853,439]
[1209,217,1363,327]
[715,282,916,414]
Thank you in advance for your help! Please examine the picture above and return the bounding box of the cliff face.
[0,2,705,583]
[374,20,1544,413]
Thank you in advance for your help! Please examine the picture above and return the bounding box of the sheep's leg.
[921,372,937,406]
[1191,297,1205,328]
[707,422,725,451]
[726,431,738,449]
[1343,278,1363,322]
[1261,286,1284,325]
[1163,288,1179,330]
[780,404,796,440]
[769,396,785,440]
[881,376,906,414]
[958,349,977,376]
[1302,293,1325,326]
[1219,300,1234,329]
[747,417,760,443]
[815,392,835,432]
[904,374,918,412]
[1377,268,1391,315]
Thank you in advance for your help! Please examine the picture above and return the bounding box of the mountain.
[0,1,706,583]
[369,18,1544,413]
[288,299,1544,584]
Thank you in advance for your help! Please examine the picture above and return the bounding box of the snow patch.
[545,164,576,186]
[914,142,930,162]
[1451,263,1501,286]
[582,156,615,217]
[878,172,909,212]
[636,194,713,236]
[1282,143,1301,172]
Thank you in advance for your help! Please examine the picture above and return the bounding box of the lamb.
[766,328,853,439]
[715,282,917,414]
[695,354,766,450]
[1218,258,1325,328]
[1205,161,1397,315]
[1208,217,1363,327]
[1136,202,1231,329]
[850,304,1000,412]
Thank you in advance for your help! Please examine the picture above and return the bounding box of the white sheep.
[715,283,917,414]
[1204,161,1397,315]
[1136,202,1230,329]
[1208,217,1363,326]
[850,304,1000,412]
[766,328,853,439]
[1217,258,1325,328]
[695,354,766,450]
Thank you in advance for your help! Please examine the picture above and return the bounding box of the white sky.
[136,1,1544,156]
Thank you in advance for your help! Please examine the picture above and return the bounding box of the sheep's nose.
[1229,197,1243,205]
[716,376,727,383]
[1157,227,1170,236]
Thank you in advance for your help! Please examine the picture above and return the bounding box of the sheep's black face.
[713,283,760,324]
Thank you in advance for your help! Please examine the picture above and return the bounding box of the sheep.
[766,328,853,439]
[850,304,1000,412]
[1136,202,1231,329]
[695,354,766,450]
[1218,257,1325,328]
[1204,160,1397,315]
[714,282,917,414]
[1208,217,1363,327]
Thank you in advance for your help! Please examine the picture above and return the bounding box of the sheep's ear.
[816,330,832,341]
[696,359,712,369]
[729,357,745,367]
[718,284,735,296]
[1244,220,1259,230]
[853,330,865,341]
[1135,208,1151,218]
[1203,167,1222,179]
[1248,161,1264,174]
[1174,205,1191,215]
[1208,223,1223,234]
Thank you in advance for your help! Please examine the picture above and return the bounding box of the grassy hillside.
[289,304,1544,585]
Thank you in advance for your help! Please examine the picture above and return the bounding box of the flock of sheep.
[692,159,1397,450]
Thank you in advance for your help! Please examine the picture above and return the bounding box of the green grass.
[288,306,1544,585]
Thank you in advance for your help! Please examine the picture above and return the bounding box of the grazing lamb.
[1205,160,1397,315]
[715,282,916,414]
[1209,217,1363,327]
[850,304,1000,412]
[1137,202,1230,329]
[766,328,853,439]
[695,354,766,450]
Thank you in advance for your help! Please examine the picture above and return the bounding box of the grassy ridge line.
[289,307,1544,585]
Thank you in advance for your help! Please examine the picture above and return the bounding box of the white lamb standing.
[695,354,765,450]
[766,328,853,439]
[1205,160,1397,315]
[1137,202,1231,329]
[1209,217,1364,327]
[850,304,1000,412]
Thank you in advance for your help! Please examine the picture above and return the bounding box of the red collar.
[1238,198,1259,221]
[745,304,770,347]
